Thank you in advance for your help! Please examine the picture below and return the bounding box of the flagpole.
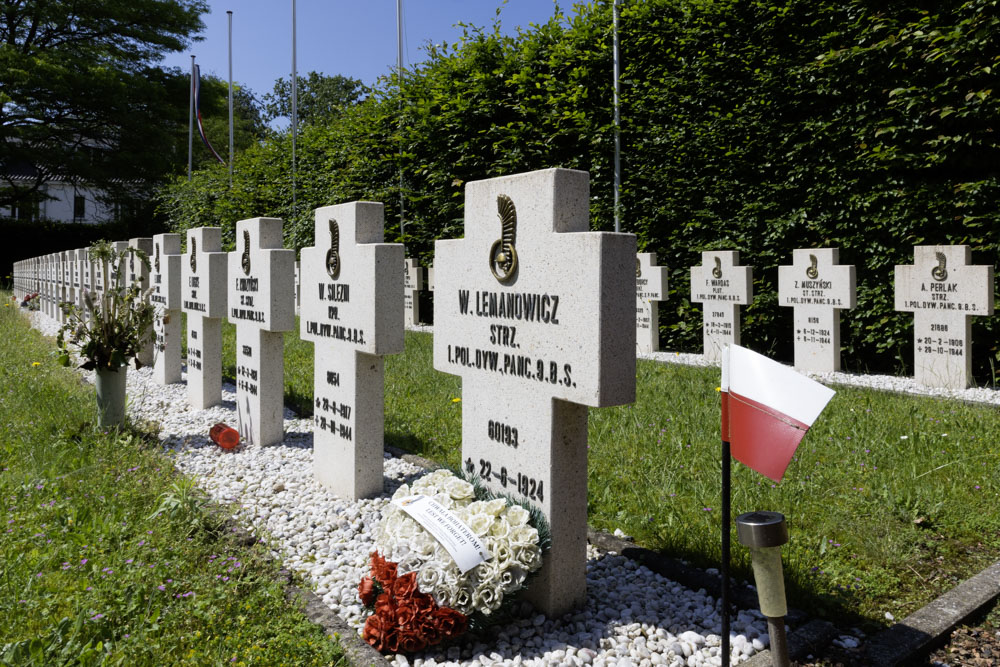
[188,55,195,181]
[396,0,405,242]
[719,346,732,667]
[721,438,731,667]
[291,0,297,222]
[228,10,234,188]
[612,0,621,233]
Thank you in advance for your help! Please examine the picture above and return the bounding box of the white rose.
[391,483,411,500]
[472,582,503,614]
[499,564,527,591]
[510,525,539,546]
[504,504,530,527]
[443,476,474,501]
[480,498,507,516]
[451,585,473,614]
[491,543,514,571]
[467,513,493,536]
[418,563,445,591]
[513,544,542,572]
[431,492,452,508]
[489,517,511,539]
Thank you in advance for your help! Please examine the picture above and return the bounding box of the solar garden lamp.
[736,511,790,667]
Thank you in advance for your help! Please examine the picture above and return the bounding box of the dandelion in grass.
[451,397,461,403]
[31,361,41,367]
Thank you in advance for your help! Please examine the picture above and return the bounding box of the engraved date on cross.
[464,457,543,502]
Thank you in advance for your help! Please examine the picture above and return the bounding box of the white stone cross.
[294,260,301,316]
[150,233,183,384]
[300,202,404,498]
[433,168,636,617]
[71,248,86,316]
[59,250,72,322]
[403,257,425,327]
[689,250,753,361]
[182,227,228,409]
[228,217,295,447]
[127,237,154,367]
[635,252,669,355]
[778,248,856,372]
[895,245,994,389]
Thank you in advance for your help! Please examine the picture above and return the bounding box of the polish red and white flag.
[721,345,835,481]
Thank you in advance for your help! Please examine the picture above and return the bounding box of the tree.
[262,71,368,127]
[0,0,208,212]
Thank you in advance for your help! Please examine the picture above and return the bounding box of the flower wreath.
[359,468,549,653]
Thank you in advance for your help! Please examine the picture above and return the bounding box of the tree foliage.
[261,72,368,127]
[158,0,999,381]
[0,0,209,212]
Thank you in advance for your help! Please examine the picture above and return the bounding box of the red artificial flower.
[362,612,399,653]
[433,606,469,639]
[392,571,419,598]
[358,575,376,607]
[370,551,397,586]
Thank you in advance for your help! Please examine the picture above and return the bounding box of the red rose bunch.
[360,551,468,653]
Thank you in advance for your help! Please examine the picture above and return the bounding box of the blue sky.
[160,0,564,115]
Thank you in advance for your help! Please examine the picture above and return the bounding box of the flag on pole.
[193,64,226,165]
[721,345,835,481]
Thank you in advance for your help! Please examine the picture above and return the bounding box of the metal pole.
[188,55,195,181]
[291,0,297,222]
[612,0,621,233]
[228,10,234,187]
[396,0,405,240]
[767,617,790,667]
[722,439,731,667]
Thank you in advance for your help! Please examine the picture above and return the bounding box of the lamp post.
[736,511,791,667]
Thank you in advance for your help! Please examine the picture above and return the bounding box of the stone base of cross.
[186,316,222,408]
[235,324,286,447]
[434,168,636,618]
[895,245,994,389]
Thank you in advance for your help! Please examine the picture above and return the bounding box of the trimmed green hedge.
[158,0,999,382]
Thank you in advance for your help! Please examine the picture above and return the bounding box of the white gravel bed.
[29,310,770,666]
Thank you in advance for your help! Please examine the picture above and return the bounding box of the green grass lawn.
[0,296,345,666]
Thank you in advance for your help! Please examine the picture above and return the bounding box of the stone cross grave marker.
[403,257,425,327]
[294,260,301,316]
[42,255,52,318]
[228,218,295,447]
[778,248,856,372]
[182,227,228,409]
[690,250,753,361]
[150,233,183,384]
[127,237,154,367]
[636,252,669,355]
[71,248,85,316]
[895,245,994,389]
[433,168,636,617]
[60,250,73,322]
[300,202,404,498]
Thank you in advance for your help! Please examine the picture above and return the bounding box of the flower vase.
[95,366,127,427]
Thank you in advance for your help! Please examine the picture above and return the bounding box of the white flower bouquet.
[359,468,548,653]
